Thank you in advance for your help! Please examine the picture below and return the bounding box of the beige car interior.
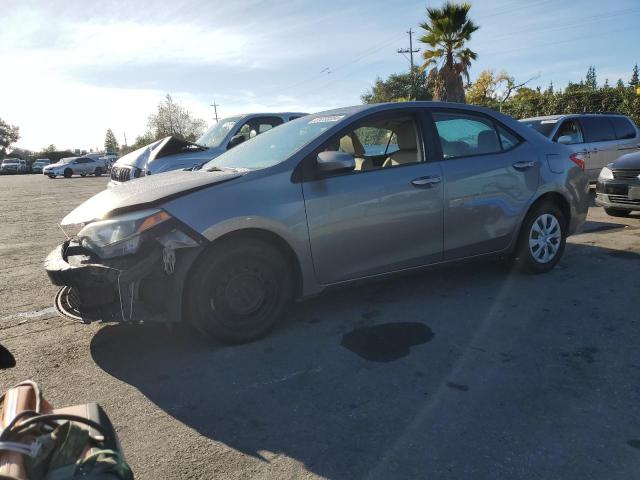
[337,118,420,172]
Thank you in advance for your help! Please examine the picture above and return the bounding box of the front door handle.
[411,176,441,187]
[512,161,536,171]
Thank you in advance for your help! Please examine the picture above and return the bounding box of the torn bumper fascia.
[45,240,202,323]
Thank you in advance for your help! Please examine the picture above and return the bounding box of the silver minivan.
[46,102,589,344]
[520,114,640,181]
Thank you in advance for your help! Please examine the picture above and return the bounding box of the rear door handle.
[411,176,441,187]
[512,161,536,171]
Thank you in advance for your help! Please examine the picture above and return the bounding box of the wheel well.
[192,229,304,298]
[530,192,571,227]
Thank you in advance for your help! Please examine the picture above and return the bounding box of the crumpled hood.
[113,139,164,168]
[61,169,241,226]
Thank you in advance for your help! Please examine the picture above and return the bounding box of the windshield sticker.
[309,115,345,124]
[540,120,558,124]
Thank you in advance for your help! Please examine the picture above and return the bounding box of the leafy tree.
[465,70,496,106]
[418,2,478,103]
[617,79,626,90]
[585,66,597,89]
[361,69,432,103]
[630,64,639,88]
[0,117,20,159]
[104,128,119,153]
[147,94,207,142]
[465,70,536,110]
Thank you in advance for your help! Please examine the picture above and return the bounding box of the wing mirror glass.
[557,135,573,145]
[316,151,355,174]
[228,134,245,149]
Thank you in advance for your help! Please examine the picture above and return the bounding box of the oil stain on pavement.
[341,322,434,362]
[0,343,16,369]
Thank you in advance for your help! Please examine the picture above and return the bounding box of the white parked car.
[0,158,28,174]
[42,156,106,179]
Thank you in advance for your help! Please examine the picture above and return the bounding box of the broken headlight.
[78,209,171,259]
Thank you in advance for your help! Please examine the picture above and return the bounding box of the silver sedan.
[46,102,589,343]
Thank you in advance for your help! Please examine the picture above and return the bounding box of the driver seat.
[339,134,370,171]
[382,121,418,167]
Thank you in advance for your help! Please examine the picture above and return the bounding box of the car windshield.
[59,157,76,164]
[2,160,18,165]
[197,117,241,148]
[520,119,557,137]
[203,113,346,171]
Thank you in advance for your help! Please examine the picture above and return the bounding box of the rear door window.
[433,112,511,158]
[580,117,616,142]
[609,117,637,140]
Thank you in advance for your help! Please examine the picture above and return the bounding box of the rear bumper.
[595,179,640,211]
[45,241,202,323]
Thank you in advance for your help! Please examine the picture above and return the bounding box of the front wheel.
[604,207,631,217]
[94,167,103,176]
[47,175,56,179]
[63,168,73,178]
[185,238,293,344]
[513,202,566,274]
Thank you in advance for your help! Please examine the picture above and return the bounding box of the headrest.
[340,134,364,156]
[477,130,500,153]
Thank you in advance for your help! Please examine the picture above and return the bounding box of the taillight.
[569,153,585,170]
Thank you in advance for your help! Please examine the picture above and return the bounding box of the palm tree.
[419,2,478,103]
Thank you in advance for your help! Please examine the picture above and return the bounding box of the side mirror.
[316,151,355,174]
[557,135,573,145]
[228,134,245,149]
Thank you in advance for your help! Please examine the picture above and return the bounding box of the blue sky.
[1,0,638,150]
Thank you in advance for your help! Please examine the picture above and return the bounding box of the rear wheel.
[63,168,73,178]
[94,167,103,176]
[185,238,293,344]
[513,202,566,274]
[80,173,87,177]
[604,207,631,217]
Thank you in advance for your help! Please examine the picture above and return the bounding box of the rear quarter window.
[609,117,637,140]
[580,117,616,142]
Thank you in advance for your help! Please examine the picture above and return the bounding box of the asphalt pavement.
[1,174,639,479]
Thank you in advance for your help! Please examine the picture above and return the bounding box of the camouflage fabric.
[24,422,133,480]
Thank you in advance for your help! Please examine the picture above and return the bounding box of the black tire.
[185,238,293,344]
[604,207,631,217]
[48,175,56,179]
[94,167,103,177]
[513,202,567,274]
[80,173,87,177]
[63,168,73,178]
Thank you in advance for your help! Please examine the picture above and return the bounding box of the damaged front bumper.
[45,240,201,324]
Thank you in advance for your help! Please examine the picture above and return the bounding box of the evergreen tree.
[104,128,119,153]
[630,64,639,88]
[585,66,597,89]
[616,78,625,89]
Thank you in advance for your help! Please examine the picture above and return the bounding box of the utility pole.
[397,29,420,99]
[210,100,220,122]
[123,132,128,146]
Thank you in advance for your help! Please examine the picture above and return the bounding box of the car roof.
[229,112,308,120]
[311,101,519,121]
[521,113,630,122]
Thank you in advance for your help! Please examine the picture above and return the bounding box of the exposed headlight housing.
[78,209,171,259]
[599,166,614,180]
